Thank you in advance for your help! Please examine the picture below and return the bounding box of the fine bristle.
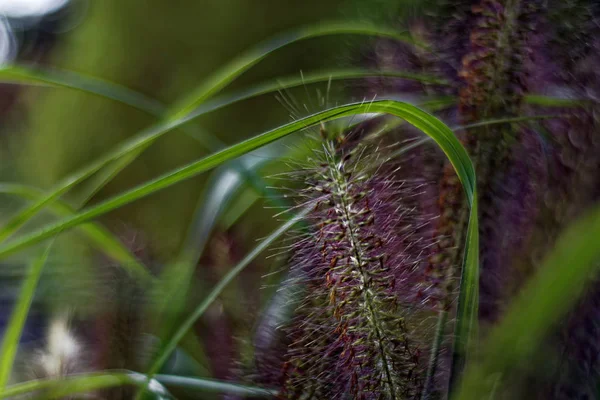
[249,121,442,399]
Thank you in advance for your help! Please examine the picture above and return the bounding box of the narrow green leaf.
[454,204,600,400]
[0,101,479,395]
[135,208,310,400]
[0,244,52,390]
[0,373,135,399]
[0,22,422,243]
[0,100,475,258]
[167,22,421,120]
[0,370,273,399]
[524,94,591,108]
[1,64,448,120]
[435,111,562,382]
[0,183,153,284]
[194,68,449,116]
[120,100,478,397]
[451,200,479,384]
[0,65,164,115]
[71,152,142,207]
[155,374,277,397]
[452,114,562,131]
[0,371,161,399]
[154,152,277,336]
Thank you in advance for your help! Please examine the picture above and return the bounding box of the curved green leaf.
[86,100,480,397]
[0,65,163,115]
[0,101,478,396]
[524,94,591,108]
[0,371,162,400]
[0,64,448,120]
[139,208,311,397]
[192,68,449,116]
[0,370,273,399]
[0,244,52,390]
[0,184,153,283]
[454,204,600,400]
[0,100,475,258]
[155,374,276,397]
[0,22,423,244]
[166,21,421,120]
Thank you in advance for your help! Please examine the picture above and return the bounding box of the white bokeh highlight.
[0,0,69,18]
[0,18,15,64]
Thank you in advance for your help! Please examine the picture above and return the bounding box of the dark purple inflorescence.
[252,126,439,399]
[248,0,600,398]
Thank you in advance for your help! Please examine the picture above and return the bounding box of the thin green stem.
[134,209,309,399]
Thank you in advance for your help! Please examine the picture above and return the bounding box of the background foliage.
[0,0,599,399]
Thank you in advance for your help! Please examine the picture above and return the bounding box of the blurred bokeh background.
[6,1,598,399]
[0,0,419,396]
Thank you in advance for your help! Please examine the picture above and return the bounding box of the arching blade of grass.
[425,114,564,393]
[95,100,479,397]
[454,204,600,400]
[0,372,140,399]
[0,371,274,399]
[201,95,456,231]
[154,374,277,398]
[452,114,562,131]
[192,68,449,116]
[153,152,276,342]
[0,244,53,391]
[0,100,475,258]
[449,204,479,385]
[0,64,447,180]
[0,22,424,244]
[0,184,153,283]
[0,65,164,115]
[524,93,592,108]
[166,21,422,120]
[71,153,143,207]
[1,64,448,122]
[0,102,478,395]
[136,207,311,400]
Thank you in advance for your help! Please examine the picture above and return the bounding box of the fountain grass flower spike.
[253,122,443,399]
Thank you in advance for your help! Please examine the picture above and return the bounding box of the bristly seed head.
[257,123,439,399]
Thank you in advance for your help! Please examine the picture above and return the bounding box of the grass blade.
[0,65,164,115]
[524,93,591,108]
[0,372,139,399]
[166,21,421,120]
[135,208,310,399]
[0,100,475,259]
[155,374,276,397]
[0,370,273,399]
[154,152,276,323]
[454,204,600,400]
[0,22,422,244]
[1,64,448,119]
[453,114,563,131]
[71,152,142,207]
[0,183,153,283]
[450,201,479,385]
[0,102,477,313]
[125,100,478,397]
[0,244,52,390]
[193,68,449,116]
